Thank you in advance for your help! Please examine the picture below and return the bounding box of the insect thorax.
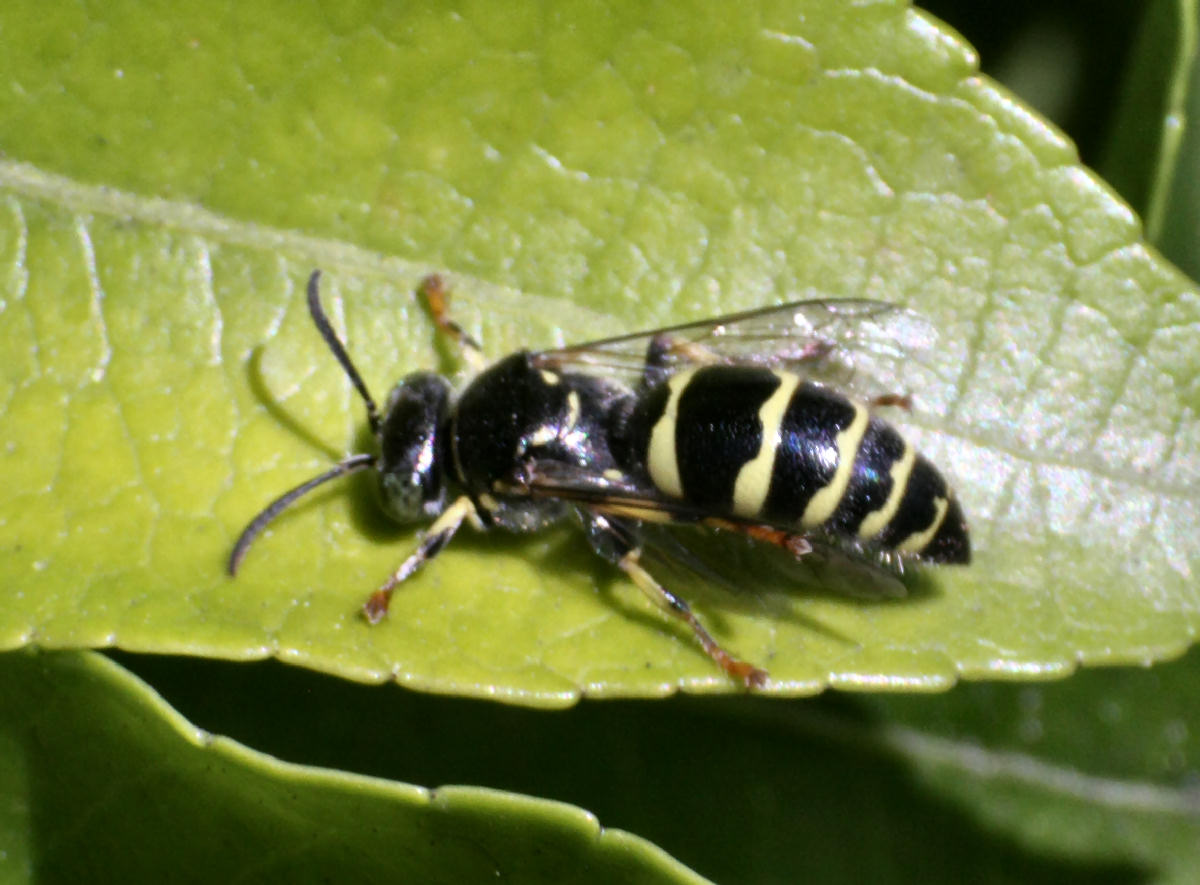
[449,352,629,530]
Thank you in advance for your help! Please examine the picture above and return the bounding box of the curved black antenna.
[227,453,377,575]
[306,270,382,436]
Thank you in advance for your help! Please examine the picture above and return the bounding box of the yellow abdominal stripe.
[731,373,802,517]
[800,401,869,527]
[856,442,915,539]
[898,496,949,552]
[646,368,695,498]
[649,369,876,531]
[645,368,943,546]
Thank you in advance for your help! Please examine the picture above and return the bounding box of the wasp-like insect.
[230,271,969,687]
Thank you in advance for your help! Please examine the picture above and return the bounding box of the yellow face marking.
[539,369,560,385]
[646,369,696,499]
[477,492,500,512]
[603,468,625,481]
[731,372,801,518]
[800,401,869,527]
[898,496,950,553]
[856,441,916,539]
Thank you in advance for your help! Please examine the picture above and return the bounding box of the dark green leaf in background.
[1099,0,1196,249]
[1,650,708,884]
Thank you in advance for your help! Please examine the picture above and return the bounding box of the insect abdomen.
[622,365,969,563]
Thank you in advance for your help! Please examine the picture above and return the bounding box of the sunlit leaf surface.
[0,0,1197,705]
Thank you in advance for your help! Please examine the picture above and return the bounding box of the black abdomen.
[620,365,969,563]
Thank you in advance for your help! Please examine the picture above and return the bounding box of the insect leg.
[867,392,913,411]
[362,495,481,623]
[619,548,769,688]
[583,511,768,688]
[640,334,720,388]
[704,518,813,560]
[418,274,487,373]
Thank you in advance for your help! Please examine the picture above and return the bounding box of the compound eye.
[376,372,451,523]
[379,471,435,522]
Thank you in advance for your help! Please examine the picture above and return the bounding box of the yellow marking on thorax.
[897,496,950,552]
[646,369,696,499]
[539,369,560,385]
[800,401,869,527]
[565,390,581,429]
[522,389,580,451]
[731,372,801,517]
[525,424,558,448]
[856,441,916,539]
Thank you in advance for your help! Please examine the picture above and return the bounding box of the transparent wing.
[513,460,909,600]
[530,298,938,400]
[512,459,715,523]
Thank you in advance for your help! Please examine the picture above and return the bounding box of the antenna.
[227,453,376,575]
[228,270,385,574]
[306,270,382,436]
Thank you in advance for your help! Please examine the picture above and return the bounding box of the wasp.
[230,271,969,687]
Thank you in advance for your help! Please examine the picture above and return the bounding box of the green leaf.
[1,0,1197,702]
[1099,0,1197,246]
[46,646,1196,884]
[869,651,1200,883]
[0,649,709,884]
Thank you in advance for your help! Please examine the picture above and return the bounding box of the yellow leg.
[363,495,480,623]
[617,548,768,688]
